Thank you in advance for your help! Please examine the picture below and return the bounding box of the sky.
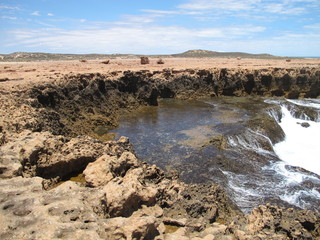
[0,0,319,56]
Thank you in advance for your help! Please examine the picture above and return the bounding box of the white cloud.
[47,13,54,17]
[178,0,260,11]
[304,23,320,30]
[1,16,17,20]
[5,24,266,54]
[0,5,20,10]
[178,0,315,15]
[141,9,180,15]
[121,14,157,23]
[31,11,40,16]
[263,3,305,14]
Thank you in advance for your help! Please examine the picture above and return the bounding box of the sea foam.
[274,100,320,176]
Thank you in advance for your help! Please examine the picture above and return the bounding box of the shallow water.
[109,97,320,213]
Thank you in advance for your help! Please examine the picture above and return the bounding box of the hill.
[173,50,277,59]
[0,50,280,62]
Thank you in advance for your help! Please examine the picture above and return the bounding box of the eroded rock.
[84,151,140,187]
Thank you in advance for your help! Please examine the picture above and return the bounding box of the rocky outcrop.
[0,135,245,240]
[9,67,316,140]
[84,151,140,187]
[0,131,132,183]
[1,66,320,239]
[1,131,320,239]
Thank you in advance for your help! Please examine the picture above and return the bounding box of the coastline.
[1,58,320,239]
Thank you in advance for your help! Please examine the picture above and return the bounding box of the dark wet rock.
[11,67,317,141]
[208,135,227,149]
[298,122,310,128]
[246,113,285,145]
[284,102,320,121]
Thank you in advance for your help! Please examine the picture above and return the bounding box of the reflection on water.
[109,97,320,213]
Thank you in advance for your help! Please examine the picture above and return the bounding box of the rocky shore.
[1,62,320,239]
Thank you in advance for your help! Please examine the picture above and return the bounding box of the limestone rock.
[102,168,158,217]
[0,130,105,179]
[84,151,140,187]
[0,177,104,240]
[245,204,320,239]
[101,216,162,240]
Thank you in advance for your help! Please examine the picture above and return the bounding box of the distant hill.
[0,52,134,62]
[173,50,278,59]
[0,50,281,62]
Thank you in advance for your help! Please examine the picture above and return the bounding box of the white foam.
[227,129,276,157]
[287,99,320,109]
[273,102,320,176]
[279,189,320,209]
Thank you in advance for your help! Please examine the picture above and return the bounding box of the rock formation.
[140,57,150,64]
[1,66,320,239]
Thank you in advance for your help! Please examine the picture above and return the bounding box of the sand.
[1,57,319,88]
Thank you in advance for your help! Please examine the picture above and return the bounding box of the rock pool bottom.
[108,97,320,214]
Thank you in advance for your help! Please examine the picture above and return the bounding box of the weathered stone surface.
[102,167,158,217]
[84,151,140,187]
[101,216,162,240]
[244,204,320,239]
[0,130,105,179]
[0,177,102,240]
[1,66,320,239]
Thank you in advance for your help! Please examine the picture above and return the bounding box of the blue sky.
[0,0,319,56]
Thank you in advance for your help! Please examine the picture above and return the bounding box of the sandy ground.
[1,57,320,88]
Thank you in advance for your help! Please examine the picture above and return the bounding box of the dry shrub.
[79,59,87,63]
[286,59,291,62]
[140,57,150,64]
[101,59,110,64]
[237,57,241,60]
[157,58,165,64]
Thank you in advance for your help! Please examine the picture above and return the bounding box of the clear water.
[109,97,320,213]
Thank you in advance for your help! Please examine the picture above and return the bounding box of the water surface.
[109,97,320,213]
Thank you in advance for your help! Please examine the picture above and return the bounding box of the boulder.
[0,131,105,179]
[157,58,165,64]
[84,151,140,187]
[102,168,158,217]
[101,216,162,240]
[140,57,150,65]
[101,59,110,64]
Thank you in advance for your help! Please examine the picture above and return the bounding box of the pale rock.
[0,130,105,179]
[102,216,162,240]
[132,205,164,218]
[246,205,282,234]
[234,229,248,240]
[203,234,215,240]
[84,155,118,187]
[0,177,106,240]
[102,168,158,217]
[202,223,227,236]
[165,227,189,240]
